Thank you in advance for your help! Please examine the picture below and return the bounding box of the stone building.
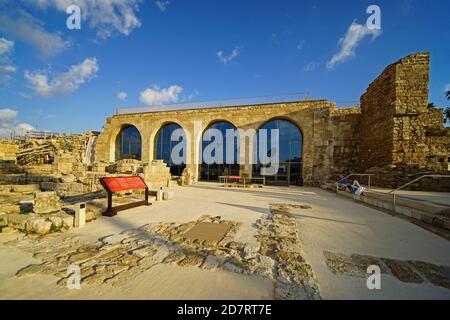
[95,52,449,187]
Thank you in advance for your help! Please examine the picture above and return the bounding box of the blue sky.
[0,0,449,135]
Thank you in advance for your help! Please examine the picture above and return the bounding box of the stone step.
[335,189,450,236]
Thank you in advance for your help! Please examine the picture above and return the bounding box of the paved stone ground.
[369,187,450,207]
[0,183,449,299]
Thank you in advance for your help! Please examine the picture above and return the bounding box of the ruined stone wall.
[359,62,396,170]
[360,53,447,166]
[14,131,99,173]
[391,53,431,167]
[359,52,446,174]
[328,107,361,180]
[0,141,20,173]
[358,52,449,189]
[0,141,19,161]
[421,108,448,171]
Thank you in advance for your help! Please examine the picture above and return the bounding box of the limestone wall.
[359,52,448,174]
[359,62,396,170]
[358,52,449,189]
[0,141,20,173]
[95,100,337,186]
[329,107,361,180]
[421,108,448,171]
[0,141,19,161]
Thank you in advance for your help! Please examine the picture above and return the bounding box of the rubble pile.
[0,191,74,235]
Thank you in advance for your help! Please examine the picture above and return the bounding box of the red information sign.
[101,176,147,193]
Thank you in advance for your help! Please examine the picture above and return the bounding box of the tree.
[427,102,436,108]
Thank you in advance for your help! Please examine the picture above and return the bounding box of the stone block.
[48,215,63,228]
[0,213,7,227]
[1,227,18,234]
[26,218,52,235]
[33,191,61,214]
[0,185,11,192]
[40,182,56,191]
[163,190,174,200]
[55,211,74,229]
[10,184,40,193]
[7,214,34,230]
[60,174,76,183]
[0,204,21,214]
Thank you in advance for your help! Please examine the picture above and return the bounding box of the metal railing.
[116,93,311,115]
[387,174,450,212]
[25,130,61,139]
[335,173,373,192]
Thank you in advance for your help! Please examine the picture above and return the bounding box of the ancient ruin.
[0,52,448,244]
[93,52,449,189]
[0,53,449,300]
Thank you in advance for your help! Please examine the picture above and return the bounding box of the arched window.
[200,121,239,181]
[252,119,303,186]
[154,123,186,176]
[115,125,142,160]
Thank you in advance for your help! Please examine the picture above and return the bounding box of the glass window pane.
[252,119,303,186]
[116,125,142,160]
[155,123,186,176]
[200,121,239,181]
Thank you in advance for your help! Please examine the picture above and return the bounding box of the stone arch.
[199,120,240,181]
[153,121,188,176]
[253,117,304,186]
[255,116,305,139]
[113,124,143,161]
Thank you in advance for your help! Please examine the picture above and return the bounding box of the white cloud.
[0,38,16,83]
[303,61,316,72]
[326,21,381,69]
[24,57,99,97]
[155,1,170,12]
[0,108,34,137]
[117,91,127,101]
[29,0,142,39]
[139,85,183,106]
[0,7,71,58]
[217,47,240,64]
[0,66,16,73]
[297,40,305,50]
[0,38,14,56]
[181,89,199,103]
